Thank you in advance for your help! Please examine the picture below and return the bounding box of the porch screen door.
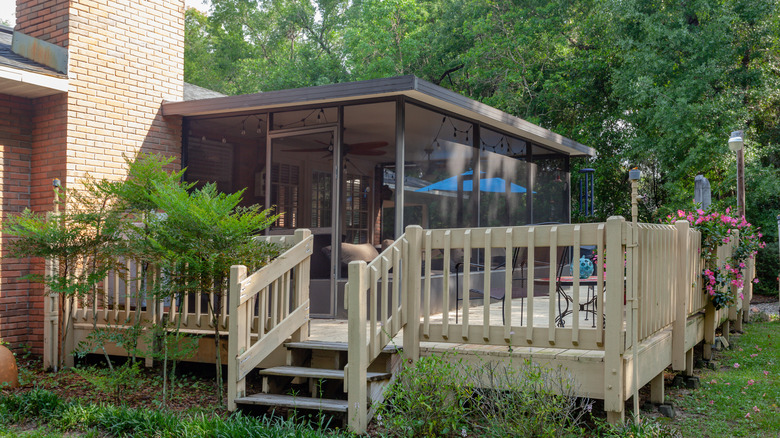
[268,127,339,317]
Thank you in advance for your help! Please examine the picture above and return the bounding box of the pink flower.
[709,400,714,405]
[751,354,758,358]
[709,379,717,384]
[753,278,759,284]
[734,363,740,368]
[678,210,685,217]
[753,406,760,413]
[745,413,751,418]
[763,371,769,376]
[748,379,755,385]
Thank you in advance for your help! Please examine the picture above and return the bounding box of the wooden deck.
[309,294,604,343]
[44,219,756,434]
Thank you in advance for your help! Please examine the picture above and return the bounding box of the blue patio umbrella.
[415,170,528,193]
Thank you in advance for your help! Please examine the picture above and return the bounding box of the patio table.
[536,276,600,328]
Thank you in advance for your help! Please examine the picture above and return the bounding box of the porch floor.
[309,292,604,344]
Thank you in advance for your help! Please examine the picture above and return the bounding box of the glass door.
[268,126,339,317]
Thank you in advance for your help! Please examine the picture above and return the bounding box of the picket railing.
[227,229,312,410]
[45,231,310,372]
[345,232,411,432]
[345,216,754,432]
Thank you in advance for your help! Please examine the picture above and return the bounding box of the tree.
[184,0,780,289]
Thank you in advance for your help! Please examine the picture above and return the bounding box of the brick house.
[0,0,185,354]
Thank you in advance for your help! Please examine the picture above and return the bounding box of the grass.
[0,389,347,438]
[663,319,780,437]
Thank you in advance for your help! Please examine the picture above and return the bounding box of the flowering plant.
[665,207,765,310]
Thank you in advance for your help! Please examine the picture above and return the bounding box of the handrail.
[346,230,411,432]
[227,229,312,411]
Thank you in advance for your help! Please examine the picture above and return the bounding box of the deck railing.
[227,229,313,410]
[345,216,753,432]
[44,231,312,378]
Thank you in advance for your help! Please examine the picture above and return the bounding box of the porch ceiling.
[163,76,595,157]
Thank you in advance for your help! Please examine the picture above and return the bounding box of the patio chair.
[454,247,527,325]
[553,246,573,327]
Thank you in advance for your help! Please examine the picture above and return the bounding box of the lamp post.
[728,130,745,218]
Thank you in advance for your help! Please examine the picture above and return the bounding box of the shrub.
[376,353,590,437]
[377,353,473,437]
[467,359,590,437]
[0,389,63,423]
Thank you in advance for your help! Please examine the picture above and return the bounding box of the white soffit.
[0,65,68,98]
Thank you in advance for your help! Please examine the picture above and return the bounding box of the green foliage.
[666,320,780,436]
[378,353,473,436]
[468,360,591,437]
[595,416,681,438]
[664,207,765,309]
[3,153,281,406]
[188,0,780,289]
[0,389,62,423]
[72,362,142,405]
[377,353,591,437]
[1,390,347,437]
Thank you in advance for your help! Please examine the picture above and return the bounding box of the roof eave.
[0,64,69,98]
[163,76,595,157]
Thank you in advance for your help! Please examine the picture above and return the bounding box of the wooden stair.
[234,340,401,420]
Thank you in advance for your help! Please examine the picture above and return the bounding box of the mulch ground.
[750,293,778,304]
[3,356,225,414]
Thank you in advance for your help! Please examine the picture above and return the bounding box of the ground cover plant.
[0,389,345,438]
[375,353,594,437]
[0,356,346,438]
[657,318,780,437]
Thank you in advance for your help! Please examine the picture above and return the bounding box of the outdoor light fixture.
[628,167,641,181]
[728,130,744,152]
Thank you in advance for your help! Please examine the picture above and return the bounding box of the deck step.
[259,366,391,382]
[235,393,347,413]
[284,340,400,353]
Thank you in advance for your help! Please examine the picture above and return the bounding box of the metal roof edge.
[12,31,68,75]
[163,75,595,157]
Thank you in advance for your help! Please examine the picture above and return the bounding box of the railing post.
[604,216,625,424]
[742,257,755,324]
[227,264,248,411]
[347,260,368,434]
[291,229,311,342]
[672,220,691,370]
[43,255,59,371]
[403,225,423,363]
[728,230,741,330]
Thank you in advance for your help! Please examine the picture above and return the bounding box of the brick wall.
[15,0,69,47]
[0,94,34,349]
[7,0,185,353]
[66,0,184,187]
